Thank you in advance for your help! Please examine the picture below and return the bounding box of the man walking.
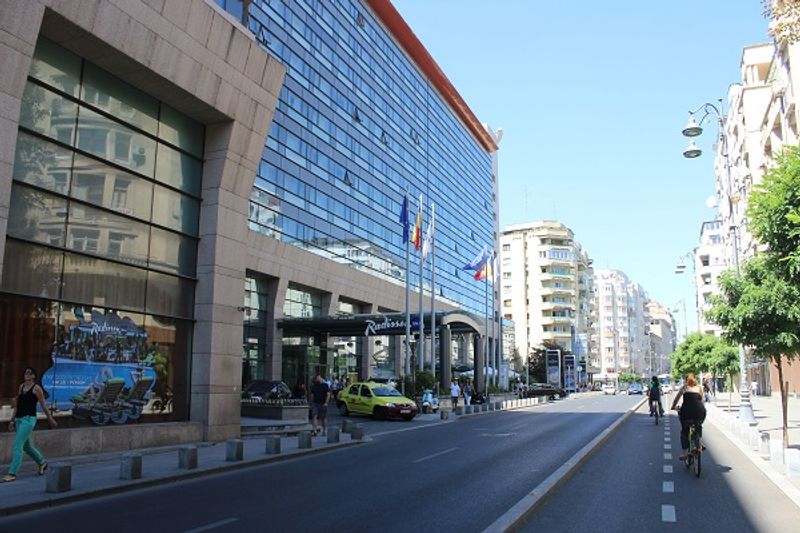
[450,380,461,409]
[310,375,330,436]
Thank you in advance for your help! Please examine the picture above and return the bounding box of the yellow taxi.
[336,381,418,421]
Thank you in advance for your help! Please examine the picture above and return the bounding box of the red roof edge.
[366,0,498,153]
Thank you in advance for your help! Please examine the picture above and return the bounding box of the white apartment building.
[594,269,649,377]
[694,221,727,336]
[500,221,594,365]
[645,301,676,375]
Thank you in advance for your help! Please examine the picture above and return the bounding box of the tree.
[763,0,800,45]
[707,258,800,448]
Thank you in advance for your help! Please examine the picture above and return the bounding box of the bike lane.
[516,404,800,532]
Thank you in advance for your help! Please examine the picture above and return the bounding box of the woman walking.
[2,367,57,482]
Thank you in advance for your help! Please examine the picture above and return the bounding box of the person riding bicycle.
[671,373,707,461]
[648,375,664,417]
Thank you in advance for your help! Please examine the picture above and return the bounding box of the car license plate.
[400,409,410,414]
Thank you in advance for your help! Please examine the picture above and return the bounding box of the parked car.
[336,381,418,421]
[661,383,673,394]
[526,383,567,400]
[627,383,644,395]
[602,383,617,395]
[244,380,291,400]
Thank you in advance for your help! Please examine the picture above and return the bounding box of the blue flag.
[399,194,409,244]
[463,245,489,271]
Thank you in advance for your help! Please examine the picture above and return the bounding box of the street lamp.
[680,100,756,424]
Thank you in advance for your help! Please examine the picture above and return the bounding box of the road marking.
[664,453,672,460]
[664,444,672,450]
[664,436,671,442]
[663,464,673,473]
[412,447,458,463]
[182,518,238,533]
[662,504,676,522]
[662,481,674,493]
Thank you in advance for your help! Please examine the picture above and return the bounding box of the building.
[499,221,594,371]
[0,0,499,459]
[645,301,676,376]
[694,220,726,336]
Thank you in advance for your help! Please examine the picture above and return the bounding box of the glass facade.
[245,0,496,315]
[0,38,203,428]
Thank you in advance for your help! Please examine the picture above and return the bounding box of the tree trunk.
[776,358,788,449]
[728,372,733,414]
[712,369,717,406]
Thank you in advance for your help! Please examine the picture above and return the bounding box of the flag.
[463,245,489,271]
[421,203,435,260]
[491,252,499,283]
[399,194,409,244]
[412,194,423,251]
[472,250,491,280]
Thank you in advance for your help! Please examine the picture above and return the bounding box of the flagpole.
[404,191,411,388]
[483,266,488,394]
[418,231,425,372]
[491,252,497,388]
[429,203,436,384]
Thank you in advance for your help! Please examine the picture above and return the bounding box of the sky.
[392,0,770,334]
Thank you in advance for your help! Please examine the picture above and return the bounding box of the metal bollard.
[120,453,142,480]
[178,445,198,469]
[265,435,281,454]
[226,439,244,461]
[298,431,312,449]
[327,427,341,444]
[440,410,449,420]
[455,406,464,416]
[46,462,71,493]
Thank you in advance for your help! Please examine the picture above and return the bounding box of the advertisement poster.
[545,349,561,388]
[563,354,576,391]
[40,308,160,425]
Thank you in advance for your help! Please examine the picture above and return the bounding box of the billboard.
[545,349,561,388]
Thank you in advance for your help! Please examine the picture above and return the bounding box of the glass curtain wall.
[0,38,202,428]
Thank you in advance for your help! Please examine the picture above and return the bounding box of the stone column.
[474,334,485,394]
[439,325,452,391]
[265,277,288,381]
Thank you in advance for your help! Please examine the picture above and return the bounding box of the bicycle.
[683,421,703,477]
[649,399,660,425]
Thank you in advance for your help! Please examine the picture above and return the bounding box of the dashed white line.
[662,481,674,493]
[663,464,673,473]
[664,453,672,460]
[664,444,672,450]
[662,505,676,522]
[182,518,239,533]
[412,447,458,463]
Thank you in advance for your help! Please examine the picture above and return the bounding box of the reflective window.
[148,227,197,277]
[67,202,150,266]
[7,183,68,246]
[19,81,78,142]
[61,252,147,311]
[29,37,81,96]
[151,184,200,236]
[13,132,73,193]
[81,62,159,135]
[0,240,64,298]
[158,105,204,158]
[71,154,153,221]
[77,107,156,177]
[145,270,194,318]
[155,143,202,196]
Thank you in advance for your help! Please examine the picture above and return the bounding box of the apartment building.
[694,220,726,336]
[645,301,676,376]
[500,221,594,366]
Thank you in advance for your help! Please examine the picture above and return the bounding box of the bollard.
[465,405,473,414]
[455,406,464,416]
[748,428,760,451]
[481,404,489,412]
[488,402,495,412]
[265,435,281,454]
[120,453,142,480]
[178,446,198,470]
[785,449,800,478]
[495,401,503,411]
[327,427,341,444]
[351,425,365,440]
[769,439,785,468]
[298,431,312,449]
[226,439,244,461]
[46,462,71,493]
[342,419,356,434]
[440,410,449,420]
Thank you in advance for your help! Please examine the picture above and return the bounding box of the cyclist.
[648,375,664,417]
[671,372,707,461]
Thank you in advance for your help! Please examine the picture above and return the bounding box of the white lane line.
[662,481,674,493]
[662,505,676,522]
[664,444,672,450]
[664,453,672,460]
[664,436,671,442]
[412,447,458,463]
[663,464,673,473]
[182,518,239,533]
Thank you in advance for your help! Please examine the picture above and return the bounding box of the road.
[0,394,636,533]
[518,399,800,532]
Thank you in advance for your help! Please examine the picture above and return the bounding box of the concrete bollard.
[748,428,760,451]
[455,406,464,416]
[178,446,198,470]
[350,425,365,440]
[488,402,495,411]
[120,453,142,480]
[495,401,503,411]
[759,432,771,459]
[342,419,356,434]
[465,405,473,414]
[298,431,312,449]
[440,410,449,420]
[327,427,341,444]
[265,435,281,454]
[785,449,800,478]
[46,463,71,493]
[482,404,489,412]
[769,439,785,469]
[226,439,244,461]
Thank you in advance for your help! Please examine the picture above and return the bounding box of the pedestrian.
[309,375,330,436]
[450,380,461,408]
[463,380,473,406]
[751,380,759,397]
[702,379,711,403]
[2,367,57,482]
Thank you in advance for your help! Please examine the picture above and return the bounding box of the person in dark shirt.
[309,375,330,436]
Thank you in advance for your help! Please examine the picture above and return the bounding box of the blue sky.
[392,0,770,333]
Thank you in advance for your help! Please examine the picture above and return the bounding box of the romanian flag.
[473,252,491,280]
[412,194,423,251]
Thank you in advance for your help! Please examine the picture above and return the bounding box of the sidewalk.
[705,391,800,503]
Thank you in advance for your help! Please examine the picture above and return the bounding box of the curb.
[483,397,648,533]
[0,438,367,518]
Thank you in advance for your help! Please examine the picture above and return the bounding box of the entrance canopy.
[277,310,486,338]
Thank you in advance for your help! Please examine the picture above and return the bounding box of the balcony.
[541,316,572,326]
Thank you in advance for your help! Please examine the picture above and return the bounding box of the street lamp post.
[681,101,756,424]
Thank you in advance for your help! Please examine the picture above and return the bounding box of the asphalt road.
[518,400,800,532]
[0,394,637,533]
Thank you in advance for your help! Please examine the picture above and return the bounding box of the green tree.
[707,258,800,448]
[618,373,640,384]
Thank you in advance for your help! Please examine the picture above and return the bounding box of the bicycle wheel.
[692,429,702,477]
[654,408,659,425]
[693,449,701,477]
